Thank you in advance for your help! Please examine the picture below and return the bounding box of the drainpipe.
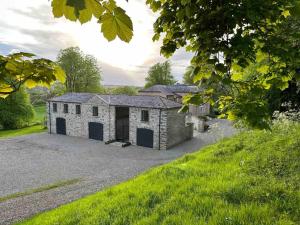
[158,109,161,150]
[108,104,111,140]
[48,101,52,134]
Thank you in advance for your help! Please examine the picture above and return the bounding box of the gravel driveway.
[0,119,236,225]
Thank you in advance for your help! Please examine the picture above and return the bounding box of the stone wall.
[47,100,191,150]
[129,107,163,150]
[47,98,115,142]
[189,103,210,116]
[165,109,193,149]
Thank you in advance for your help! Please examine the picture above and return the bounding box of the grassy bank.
[18,122,300,225]
[0,105,46,138]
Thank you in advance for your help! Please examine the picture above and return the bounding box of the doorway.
[115,107,129,142]
[56,118,66,135]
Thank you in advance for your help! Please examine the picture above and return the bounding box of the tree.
[51,0,133,42]
[50,82,67,97]
[0,88,35,129]
[106,86,138,95]
[57,47,102,93]
[0,52,65,98]
[145,61,176,88]
[183,65,194,85]
[183,62,215,86]
[147,0,300,128]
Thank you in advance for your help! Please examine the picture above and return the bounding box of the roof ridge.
[158,96,168,108]
[95,94,109,105]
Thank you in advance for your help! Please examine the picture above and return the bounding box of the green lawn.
[17,121,300,225]
[33,105,47,123]
[0,105,46,139]
[0,125,46,139]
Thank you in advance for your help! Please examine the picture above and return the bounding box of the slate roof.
[49,93,95,103]
[139,84,199,94]
[49,93,182,109]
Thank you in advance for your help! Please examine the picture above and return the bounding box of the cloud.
[0,0,193,85]
[17,29,77,60]
[100,62,145,86]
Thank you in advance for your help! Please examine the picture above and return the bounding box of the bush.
[0,88,35,129]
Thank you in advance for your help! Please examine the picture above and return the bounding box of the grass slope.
[18,122,300,225]
[0,105,46,138]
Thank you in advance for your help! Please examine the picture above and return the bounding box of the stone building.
[138,84,210,115]
[47,93,193,150]
[139,84,210,131]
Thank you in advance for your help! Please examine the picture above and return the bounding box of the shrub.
[0,88,35,129]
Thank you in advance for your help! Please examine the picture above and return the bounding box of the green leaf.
[66,0,86,17]
[52,0,66,18]
[12,52,35,59]
[78,8,93,24]
[100,12,118,41]
[24,79,37,89]
[178,105,189,113]
[54,66,66,83]
[100,7,133,42]
[282,10,291,18]
[256,65,269,74]
[152,33,160,41]
[5,61,17,72]
[64,6,77,21]
[227,111,236,120]
[103,0,117,12]
[85,0,104,18]
[114,7,133,42]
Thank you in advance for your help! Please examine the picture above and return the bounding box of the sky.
[0,0,193,86]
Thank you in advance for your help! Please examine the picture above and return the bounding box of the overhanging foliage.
[0,53,65,98]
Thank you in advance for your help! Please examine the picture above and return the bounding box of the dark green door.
[136,128,153,148]
[88,122,103,141]
[56,118,66,135]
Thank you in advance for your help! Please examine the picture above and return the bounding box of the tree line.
[1,0,300,129]
[0,46,179,130]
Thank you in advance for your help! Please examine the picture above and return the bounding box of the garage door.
[56,118,66,135]
[136,128,153,148]
[88,122,103,141]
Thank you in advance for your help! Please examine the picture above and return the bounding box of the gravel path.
[0,119,237,225]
